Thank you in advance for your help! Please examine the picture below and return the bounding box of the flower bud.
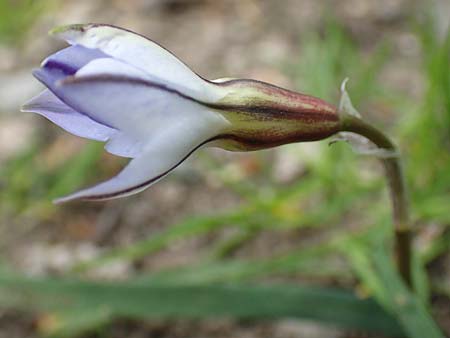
[209,79,340,150]
[22,23,342,202]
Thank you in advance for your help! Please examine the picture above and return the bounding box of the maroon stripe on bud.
[211,78,338,123]
[211,127,340,151]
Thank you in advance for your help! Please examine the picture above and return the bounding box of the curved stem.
[341,115,412,288]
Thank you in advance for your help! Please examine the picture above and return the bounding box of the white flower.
[22,24,340,202]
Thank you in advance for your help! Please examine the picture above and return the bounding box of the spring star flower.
[22,24,341,202]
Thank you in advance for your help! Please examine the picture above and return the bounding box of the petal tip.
[32,68,48,83]
[53,194,107,204]
[53,187,114,203]
[20,92,41,113]
[52,196,70,204]
[53,193,85,204]
[20,104,31,113]
[49,24,93,43]
[49,23,86,35]
[53,188,89,204]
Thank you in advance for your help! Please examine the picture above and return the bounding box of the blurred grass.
[405,21,450,224]
[0,9,449,338]
[0,0,48,44]
[0,271,404,338]
[0,142,105,217]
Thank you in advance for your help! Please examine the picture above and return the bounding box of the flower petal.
[50,24,225,102]
[75,57,151,80]
[41,45,108,75]
[104,132,144,158]
[54,122,217,202]
[34,56,230,159]
[48,70,229,200]
[22,90,147,158]
[31,45,110,98]
[33,64,69,89]
[21,89,115,141]
[53,72,230,140]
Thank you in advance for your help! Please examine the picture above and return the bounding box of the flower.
[22,24,341,203]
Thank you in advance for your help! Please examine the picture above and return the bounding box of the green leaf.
[0,272,403,337]
[342,237,445,338]
[411,251,430,305]
[372,248,444,338]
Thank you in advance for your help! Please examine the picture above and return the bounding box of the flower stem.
[341,115,412,288]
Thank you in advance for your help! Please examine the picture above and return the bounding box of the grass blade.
[0,272,403,337]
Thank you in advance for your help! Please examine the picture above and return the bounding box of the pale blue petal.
[54,72,229,140]
[41,45,108,75]
[22,90,146,158]
[22,89,115,141]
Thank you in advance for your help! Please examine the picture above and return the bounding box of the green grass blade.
[343,236,445,338]
[0,273,403,337]
[372,248,444,338]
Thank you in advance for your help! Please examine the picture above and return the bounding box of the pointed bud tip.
[49,24,78,35]
[48,24,93,41]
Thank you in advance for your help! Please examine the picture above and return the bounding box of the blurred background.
[0,0,449,337]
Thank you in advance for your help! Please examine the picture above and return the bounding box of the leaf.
[342,237,445,338]
[411,251,430,305]
[0,272,403,337]
[372,248,444,338]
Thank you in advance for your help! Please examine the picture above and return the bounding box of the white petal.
[76,57,192,96]
[51,24,226,102]
[54,73,230,141]
[75,57,150,80]
[54,122,215,202]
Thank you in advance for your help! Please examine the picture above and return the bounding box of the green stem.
[341,115,412,288]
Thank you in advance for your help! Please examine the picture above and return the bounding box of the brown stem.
[341,115,412,288]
